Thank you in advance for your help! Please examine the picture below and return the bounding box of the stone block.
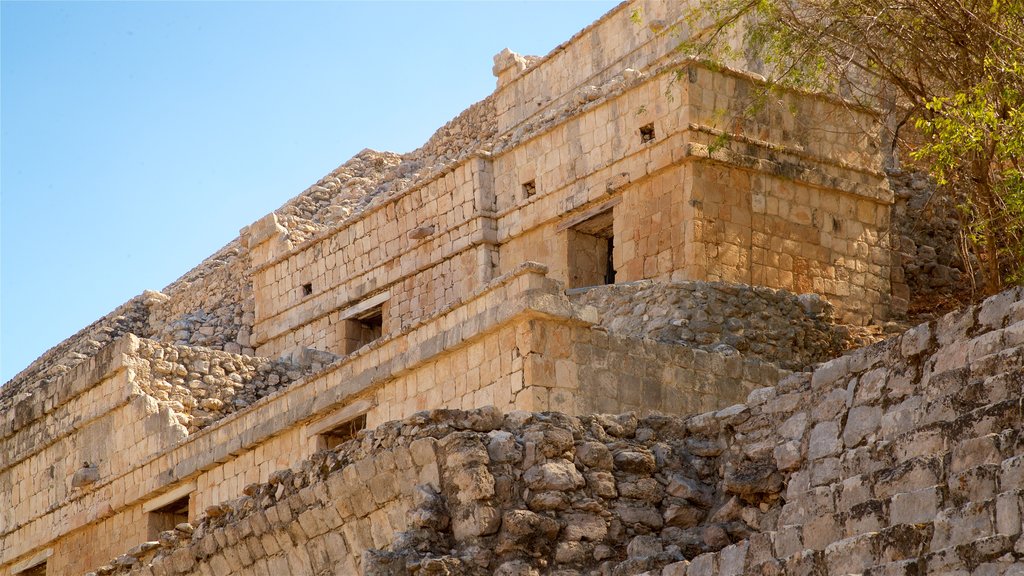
[779,411,808,440]
[810,457,840,487]
[891,426,945,461]
[978,287,1022,328]
[686,552,717,576]
[811,356,850,391]
[296,509,325,539]
[802,514,843,550]
[746,386,776,406]
[874,457,942,500]
[824,533,876,575]
[852,367,887,406]
[717,541,749,576]
[783,550,824,576]
[845,499,885,536]
[890,485,943,525]
[880,395,923,439]
[170,548,196,573]
[877,523,934,563]
[930,501,995,549]
[661,560,689,575]
[995,491,1022,536]
[773,441,803,472]
[409,437,438,466]
[843,405,881,447]
[1000,454,1024,492]
[951,434,1002,474]
[900,323,932,357]
[948,465,999,503]
[808,421,841,460]
[838,475,873,512]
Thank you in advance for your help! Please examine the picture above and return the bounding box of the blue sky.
[1,1,619,382]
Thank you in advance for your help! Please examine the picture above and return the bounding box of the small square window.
[640,123,655,143]
[340,304,384,355]
[320,414,367,450]
[16,562,47,576]
[302,283,313,297]
[147,495,189,539]
[567,210,615,288]
[522,180,537,199]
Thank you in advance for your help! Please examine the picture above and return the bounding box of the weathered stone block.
[808,421,842,460]
[890,485,943,525]
[774,441,803,472]
[824,533,876,574]
[843,405,882,448]
[931,501,995,549]
[951,434,1002,474]
[686,552,718,576]
[995,491,1023,537]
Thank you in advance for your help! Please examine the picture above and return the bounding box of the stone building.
[0,1,953,575]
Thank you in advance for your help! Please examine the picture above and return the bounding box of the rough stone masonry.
[83,287,1024,575]
[1,1,1019,575]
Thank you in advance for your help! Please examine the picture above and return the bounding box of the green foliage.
[674,0,1024,292]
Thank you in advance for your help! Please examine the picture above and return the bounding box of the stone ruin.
[1,1,1019,575]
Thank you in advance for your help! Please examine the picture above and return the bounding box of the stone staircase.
[669,287,1024,575]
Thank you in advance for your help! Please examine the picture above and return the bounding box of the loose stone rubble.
[888,170,975,318]
[132,340,305,434]
[570,281,847,370]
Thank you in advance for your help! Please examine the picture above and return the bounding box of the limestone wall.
[373,285,1024,575]
[246,21,894,363]
[491,61,891,326]
[0,337,192,575]
[81,285,1024,576]
[248,156,496,358]
[3,263,802,576]
[572,325,788,417]
[492,0,696,133]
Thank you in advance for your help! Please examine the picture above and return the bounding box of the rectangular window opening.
[522,180,537,199]
[16,562,47,576]
[567,210,615,289]
[340,304,384,355]
[147,495,189,540]
[640,123,656,143]
[302,283,313,297]
[319,414,368,450]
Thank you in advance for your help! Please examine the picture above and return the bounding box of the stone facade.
[71,287,1024,575]
[1,1,1003,576]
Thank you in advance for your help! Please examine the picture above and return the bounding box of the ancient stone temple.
[3,1,1022,575]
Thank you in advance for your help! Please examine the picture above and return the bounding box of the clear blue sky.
[1,1,619,382]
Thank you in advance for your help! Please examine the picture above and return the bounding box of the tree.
[674,0,1024,293]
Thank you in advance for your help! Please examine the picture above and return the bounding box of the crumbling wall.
[130,339,306,434]
[570,281,847,371]
[147,243,254,354]
[88,286,1024,576]
[0,293,152,409]
[90,284,1024,573]
[888,170,975,319]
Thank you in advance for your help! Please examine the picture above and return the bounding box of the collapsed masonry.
[1,1,1013,575]
[83,287,1024,576]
